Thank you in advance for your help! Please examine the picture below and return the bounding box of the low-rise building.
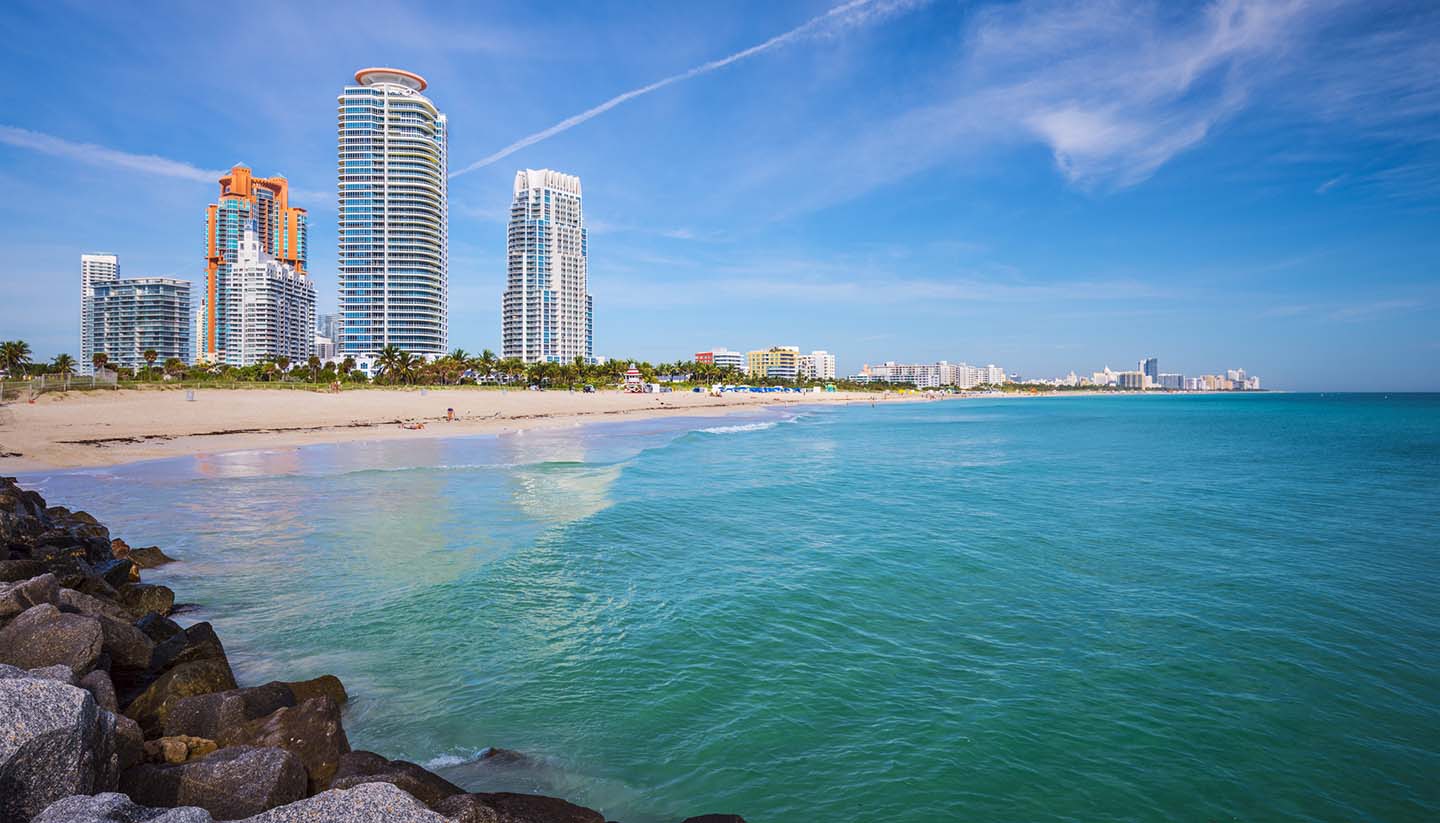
[747,346,800,379]
[86,277,192,372]
[798,350,836,380]
[695,347,746,372]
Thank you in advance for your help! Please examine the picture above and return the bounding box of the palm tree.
[376,345,403,384]
[91,352,109,374]
[1,340,33,376]
[275,356,291,375]
[477,349,497,384]
[307,355,322,382]
[341,356,357,380]
[50,353,77,376]
[162,357,186,379]
[142,349,158,380]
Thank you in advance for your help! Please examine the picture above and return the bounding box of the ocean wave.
[698,420,780,435]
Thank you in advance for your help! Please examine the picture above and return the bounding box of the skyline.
[0,1,1437,390]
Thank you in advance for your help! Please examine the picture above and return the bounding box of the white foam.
[698,420,779,435]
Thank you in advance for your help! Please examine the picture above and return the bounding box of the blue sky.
[1,0,1436,390]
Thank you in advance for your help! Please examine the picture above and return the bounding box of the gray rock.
[124,659,239,736]
[0,573,59,619]
[433,793,606,823]
[135,613,184,644]
[164,682,296,741]
[151,622,227,676]
[60,587,136,621]
[116,583,174,618]
[28,664,78,685]
[280,675,347,707]
[121,746,308,821]
[218,698,349,795]
[99,613,155,672]
[0,673,120,823]
[82,668,120,712]
[115,712,145,771]
[127,547,176,569]
[96,558,137,589]
[33,793,213,822]
[0,603,103,675]
[242,782,449,823]
[328,751,463,808]
[0,560,46,583]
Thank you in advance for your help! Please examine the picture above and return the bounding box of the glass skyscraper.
[337,68,448,358]
[503,169,592,363]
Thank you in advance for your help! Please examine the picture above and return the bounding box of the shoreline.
[0,387,905,473]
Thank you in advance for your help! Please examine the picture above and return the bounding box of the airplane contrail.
[451,0,921,178]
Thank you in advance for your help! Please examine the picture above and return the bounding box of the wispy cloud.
[450,0,925,177]
[0,125,224,184]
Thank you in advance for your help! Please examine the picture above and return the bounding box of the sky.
[0,0,1437,391]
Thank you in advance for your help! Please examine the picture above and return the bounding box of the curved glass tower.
[337,68,448,357]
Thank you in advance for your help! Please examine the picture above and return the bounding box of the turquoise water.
[23,394,1440,822]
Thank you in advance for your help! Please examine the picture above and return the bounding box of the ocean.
[21,394,1440,822]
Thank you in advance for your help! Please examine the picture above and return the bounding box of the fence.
[1,370,118,402]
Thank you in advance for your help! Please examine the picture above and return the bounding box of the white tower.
[502,169,592,363]
[337,68,448,357]
[80,253,119,374]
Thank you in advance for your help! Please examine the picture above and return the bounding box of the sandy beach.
[0,386,891,471]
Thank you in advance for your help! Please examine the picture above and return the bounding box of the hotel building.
[695,348,746,372]
[226,223,315,366]
[747,346,801,380]
[798,350,837,380]
[85,277,191,372]
[202,166,308,365]
[503,169,592,363]
[338,68,449,358]
[79,253,119,374]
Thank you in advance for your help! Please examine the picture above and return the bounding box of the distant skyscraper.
[1141,357,1159,386]
[203,165,307,363]
[225,223,315,366]
[338,68,448,358]
[80,253,119,374]
[86,277,191,372]
[503,169,592,363]
[316,312,339,342]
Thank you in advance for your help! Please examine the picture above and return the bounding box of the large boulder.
[135,613,185,644]
[434,793,606,823]
[151,623,226,676]
[95,558,138,589]
[143,736,219,765]
[0,560,46,583]
[59,587,135,622]
[33,793,213,822]
[98,613,156,672]
[120,746,307,821]
[328,751,463,808]
[280,675,347,706]
[0,573,59,620]
[80,669,120,712]
[218,698,350,794]
[0,603,103,675]
[164,682,296,741]
[124,659,238,736]
[116,583,174,618]
[242,782,448,823]
[128,547,177,569]
[0,671,121,823]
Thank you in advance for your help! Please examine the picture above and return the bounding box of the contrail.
[0,125,224,184]
[451,0,920,178]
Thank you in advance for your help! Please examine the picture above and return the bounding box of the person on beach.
[446,407,455,421]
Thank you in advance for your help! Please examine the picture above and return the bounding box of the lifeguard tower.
[624,364,644,393]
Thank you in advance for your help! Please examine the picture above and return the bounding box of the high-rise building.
[86,277,191,372]
[80,253,119,374]
[1140,357,1159,388]
[338,68,448,358]
[202,166,307,364]
[224,223,315,366]
[503,169,592,363]
[798,350,837,380]
[316,312,339,342]
[747,346,800,379]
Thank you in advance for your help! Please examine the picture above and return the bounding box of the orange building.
[202,165,308,361]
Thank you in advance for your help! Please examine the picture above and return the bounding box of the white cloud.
[0,125,224,184]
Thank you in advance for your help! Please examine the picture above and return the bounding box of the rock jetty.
[0,477,744,823]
